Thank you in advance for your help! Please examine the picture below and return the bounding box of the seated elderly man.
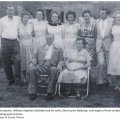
[28,33,64,101]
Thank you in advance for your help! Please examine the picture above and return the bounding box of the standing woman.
[107,11,120,90]
[18,11,34,82]
[78,9,97,66]
[32,9,47,54]
[63,10,79,58]
[47,11,63,49]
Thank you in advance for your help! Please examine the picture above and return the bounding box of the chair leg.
[58,83,62,97]
[81,83,89,98]
[54,83,58,96]
[82,68,90,98]
[58,68,90,98]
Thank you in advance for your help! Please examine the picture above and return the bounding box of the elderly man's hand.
[29,63,34,68]
[57,64,62,73]
[0,44,2,53]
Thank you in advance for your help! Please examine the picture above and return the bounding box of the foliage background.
[0,1,120,21]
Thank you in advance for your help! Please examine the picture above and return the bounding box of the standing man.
[0,4,21,86]
[96,8,114,89]
[28,33,64,101]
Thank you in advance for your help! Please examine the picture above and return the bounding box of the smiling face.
[76,40,84,51]
[51,13,59,23]
[114,14,120,25]
[100,10,107,19]
[36,11,43,21]
[83,13,91,22]
[67,14,75,24]
[7,6,14,18]
[46,34,54,46]
[22,15,30,24]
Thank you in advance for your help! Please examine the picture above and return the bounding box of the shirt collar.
[37,19,43,22]
[7,16,15,21]
[46,44,53,49]
[21,22,29,28]
[68,21,76,25]
[100,17,108,21]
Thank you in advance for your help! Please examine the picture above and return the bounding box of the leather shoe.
[76,90,81,99]
[8,80,15,86]
[105,82,110,87]
[97,84,105,91]
[65,89,71,96]
[15,81,25,87]
[29,94,37,101]
[46,94,53,100]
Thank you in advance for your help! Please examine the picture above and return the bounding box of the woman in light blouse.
[62,10,79,58]
[31,9,47,54]
[18,11,34,82]
[47,11,64,49]
[58,37,91,98]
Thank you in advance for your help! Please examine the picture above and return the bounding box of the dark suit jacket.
[33,45,64,67]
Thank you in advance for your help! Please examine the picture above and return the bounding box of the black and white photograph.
[0,1,120,108]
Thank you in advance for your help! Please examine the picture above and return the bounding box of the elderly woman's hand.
[69,58,86,64]
[68,58,77,63]
[57,64,62,73]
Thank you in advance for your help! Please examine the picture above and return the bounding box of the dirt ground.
[0,67,120,107]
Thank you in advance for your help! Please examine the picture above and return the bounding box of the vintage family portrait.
[0,1,120,107]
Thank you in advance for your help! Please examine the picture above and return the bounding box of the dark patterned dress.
[78,22,97,66]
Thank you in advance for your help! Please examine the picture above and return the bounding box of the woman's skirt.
[63,37,76,58]
[85,38,97,66]
[20,39,33,71]
[53,37,64,50]
[58,62,88,84]
[58,69,88,84]
[108,41,120,75]
[33,36,46,54]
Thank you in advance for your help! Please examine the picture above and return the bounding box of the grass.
[0,67,120,107]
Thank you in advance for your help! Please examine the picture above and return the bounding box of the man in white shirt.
[28,33,64,101]
[0,4,21,86]
[96,8,113,89]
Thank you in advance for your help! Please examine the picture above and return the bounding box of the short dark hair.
[49,11,60,22]
[6,4,14,9]
[100,8,110,15]
[36,8,45,20]
[76,36,86,47]
[82,9,92,17]
[66,10,76,21]
[21,11,31,18]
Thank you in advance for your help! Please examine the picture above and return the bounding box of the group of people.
[0,4,120,101]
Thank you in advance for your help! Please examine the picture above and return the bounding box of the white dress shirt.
[0,16,20,39]
[45,44,53,60]
[99,18,108,39]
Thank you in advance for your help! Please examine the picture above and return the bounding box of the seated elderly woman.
[58,37,91,98]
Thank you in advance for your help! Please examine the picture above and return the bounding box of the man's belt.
[2,38,17,41]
